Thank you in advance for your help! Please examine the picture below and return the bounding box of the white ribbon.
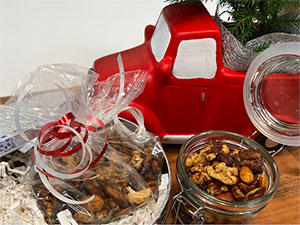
[113,106,146,140]
[117,54,125,98]
[57,209,78,225]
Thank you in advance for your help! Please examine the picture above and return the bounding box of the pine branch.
[264,12,300,34]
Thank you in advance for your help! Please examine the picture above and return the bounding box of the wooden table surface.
[163,144,300,224]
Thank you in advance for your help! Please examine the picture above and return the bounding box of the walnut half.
[206,162,238,185]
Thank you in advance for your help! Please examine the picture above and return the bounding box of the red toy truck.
[93,3,299,144]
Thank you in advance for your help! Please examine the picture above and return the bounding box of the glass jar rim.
[177,130,280,210]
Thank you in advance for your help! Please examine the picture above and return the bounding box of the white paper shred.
[0,176,46,225]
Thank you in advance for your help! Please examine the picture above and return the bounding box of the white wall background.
[0,0,217,97]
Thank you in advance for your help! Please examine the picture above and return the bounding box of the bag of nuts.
[108,112,165,198]
[32,145,157,224]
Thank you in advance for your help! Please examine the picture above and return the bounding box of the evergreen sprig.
[219,0,300,44]
[165,0,300,45]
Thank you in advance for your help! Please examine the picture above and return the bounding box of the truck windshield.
[151,14,171,62]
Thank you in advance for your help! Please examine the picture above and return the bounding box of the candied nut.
[221,185,228,192]
[207,162,238,185]
[143,153,152,169]
[95,209,109,220]
[190,172,211,185]
[237,182,251,194]
[191,165,205,173]
[231,185,245,201]
[152,159,162,174]
[240,159,263,174]
[143,147,153,154]
[217,192,235,201]
[185,157,194,167]
[107,198,120,211]
[246,187,265,200]
[85,178,106,198]
[104,185,127,205]
[230,148,240,156]
[259,173,267,188]
[147,180,158,186]
[240,166,254,184]
[207,181,225,196]
[130,150,144,170]
[206,153,217,161]
[42,194,55,208]
[73,211,94,223]
[217,153,233,166]
[80,195,104,212]
[239,150,261,161]
[125,187,152,205]
[114,206,133,217]
[221,145,230,154]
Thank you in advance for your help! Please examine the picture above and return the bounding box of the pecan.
[217,153,233,166]
[240,166,254,184]
[240,160,263,174]
[104,185,127,205]
[231,185,245,201]
[236,182,251,194]
[239,150,261,161]
[85,178,106,198]
[245,187,265,201]
[217,192,235,201]
[80,195,104,212]
[207,181,227,196]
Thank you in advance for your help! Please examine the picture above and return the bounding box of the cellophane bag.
[32,146,155,224]
[108,110,165,195]
[13,61,158,224]
[0,64,97,157]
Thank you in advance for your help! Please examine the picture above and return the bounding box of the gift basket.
[0,56,171,225]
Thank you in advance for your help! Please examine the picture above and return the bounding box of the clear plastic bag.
[0,64,98,157]
[32,146,155,224]
[1,57,162,224]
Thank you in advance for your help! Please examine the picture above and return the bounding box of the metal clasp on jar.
[248,130,285,156]
[164,175,204,225]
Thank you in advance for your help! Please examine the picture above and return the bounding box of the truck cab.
[94,3,256,142]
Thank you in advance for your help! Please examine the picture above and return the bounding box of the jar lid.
[243,42,300,146]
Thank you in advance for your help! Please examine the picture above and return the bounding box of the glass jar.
[174,130,279,224]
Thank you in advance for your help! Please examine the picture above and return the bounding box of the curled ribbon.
[34,112,108,205]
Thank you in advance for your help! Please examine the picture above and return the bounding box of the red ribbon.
[33,112,108,178]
